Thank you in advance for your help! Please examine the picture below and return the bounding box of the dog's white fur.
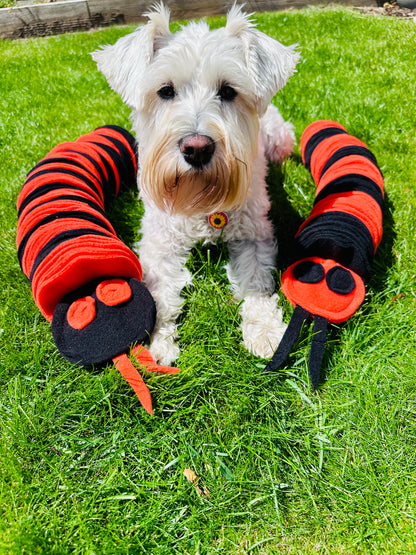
[92,3,300,364]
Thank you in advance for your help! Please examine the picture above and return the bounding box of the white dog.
[92,3,299,365]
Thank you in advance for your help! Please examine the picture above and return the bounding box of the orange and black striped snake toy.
[16,126,179,414]
[265,120,384,389]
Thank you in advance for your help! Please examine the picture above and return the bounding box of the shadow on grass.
[370,192,396,294]
[105,185,143,248]
[267,156,305,272]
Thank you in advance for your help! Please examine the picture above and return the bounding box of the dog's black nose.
[179,134,215,168]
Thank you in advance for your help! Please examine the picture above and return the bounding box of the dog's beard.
[141,150,248,215]
[140,127,258,216]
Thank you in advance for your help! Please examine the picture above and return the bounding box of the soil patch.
[356,1,416,20]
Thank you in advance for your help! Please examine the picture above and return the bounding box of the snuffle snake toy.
[265,120,384,389]
[16,126,179,415]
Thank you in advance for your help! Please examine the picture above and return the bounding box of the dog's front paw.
[260,105,296,164]
[149,329,180,366]
[240,293,287,359]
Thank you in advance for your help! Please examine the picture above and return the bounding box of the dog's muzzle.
[179,134,215,169]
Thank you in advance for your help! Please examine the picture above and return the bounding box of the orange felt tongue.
[112,347,180,415]
[131,345,181,375]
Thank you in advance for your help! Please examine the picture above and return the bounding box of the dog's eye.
[157,84,176,100]
[218,84,237,102]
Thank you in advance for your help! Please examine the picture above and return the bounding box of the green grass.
[1,6,416,553]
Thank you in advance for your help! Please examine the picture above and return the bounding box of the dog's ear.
[91,2,171,108]
[226,4,300,115]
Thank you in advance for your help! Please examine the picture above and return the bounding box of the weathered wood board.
[0,0,379,40]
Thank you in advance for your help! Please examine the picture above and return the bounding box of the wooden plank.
[1,0,91,38]
[0,0,379,40]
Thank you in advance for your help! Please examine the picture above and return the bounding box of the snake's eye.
[325,266,356,295]
[293,260,325,284]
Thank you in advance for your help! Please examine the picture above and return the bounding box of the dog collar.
[208,212,228,229]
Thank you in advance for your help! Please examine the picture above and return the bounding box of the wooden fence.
[0,0,378,40]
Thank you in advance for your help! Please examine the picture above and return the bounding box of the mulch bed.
[356,1,416,20]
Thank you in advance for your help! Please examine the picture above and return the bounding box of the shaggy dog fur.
[92,3,299,364]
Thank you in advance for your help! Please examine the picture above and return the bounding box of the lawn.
[1,6,416,553]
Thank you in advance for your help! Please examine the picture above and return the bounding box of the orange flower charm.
[208,212,228,229]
